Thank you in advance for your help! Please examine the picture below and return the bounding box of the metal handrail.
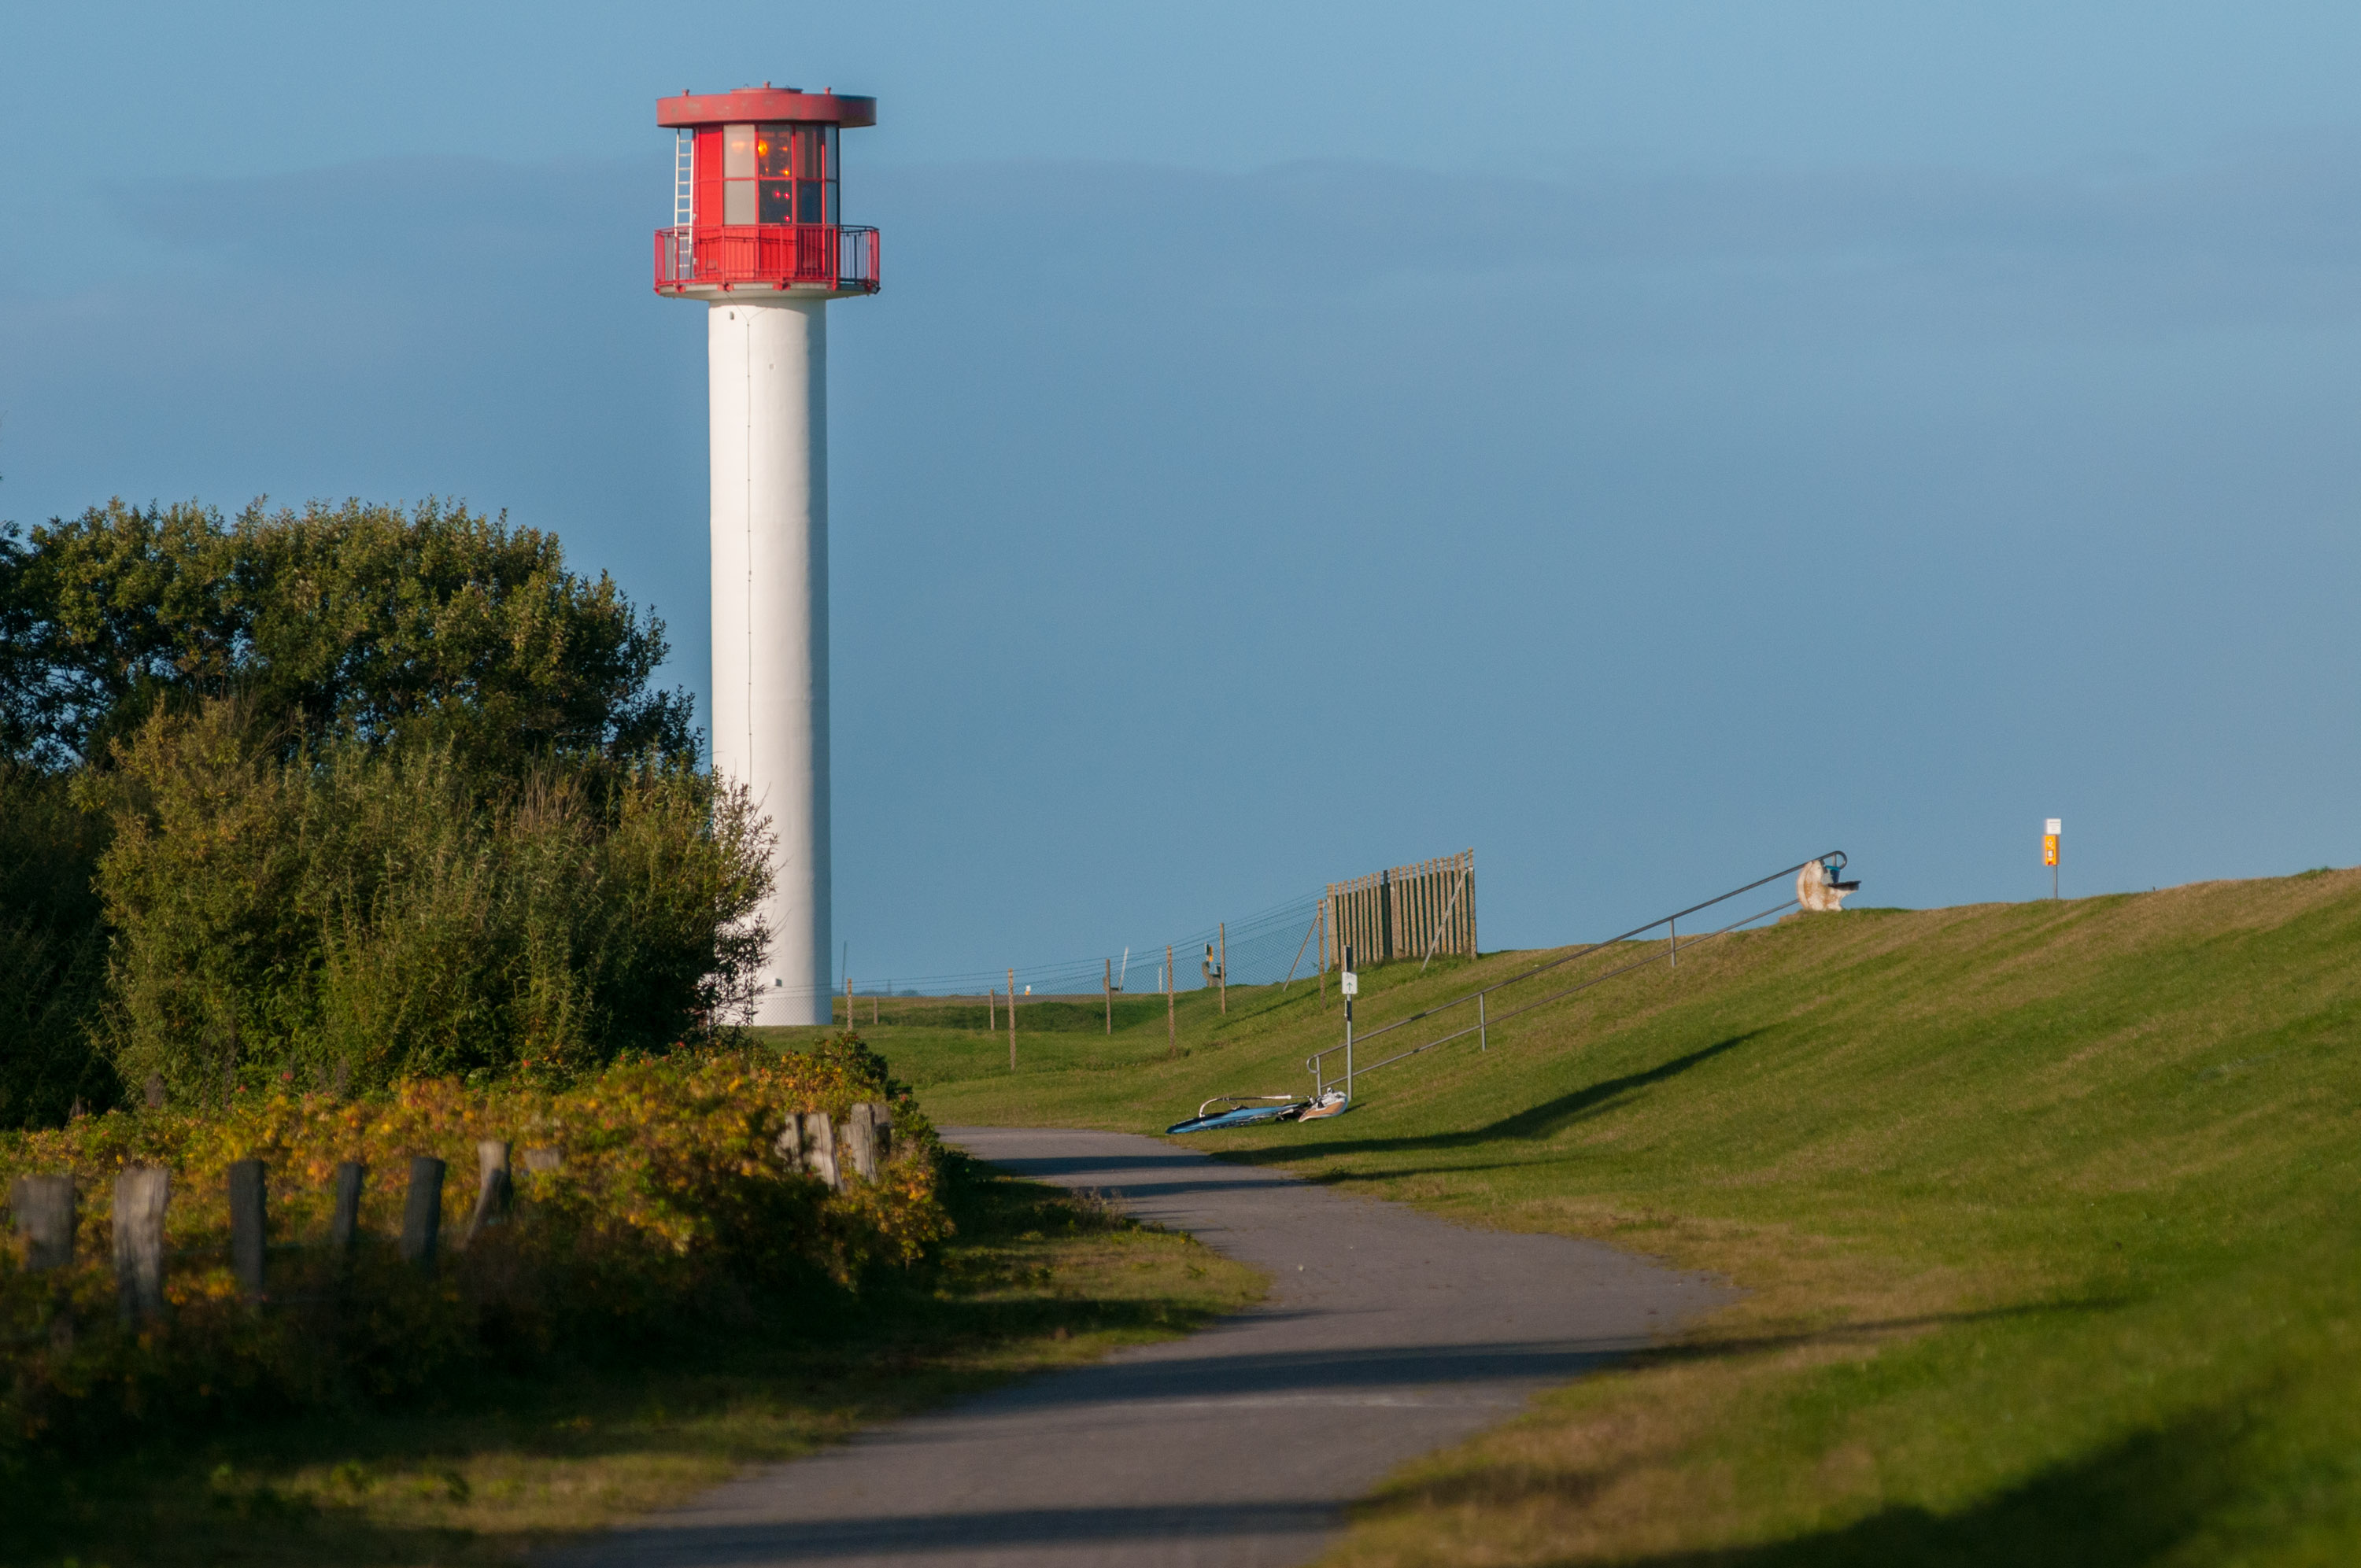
[652,223,881,293]
[1307,853,1844,1093]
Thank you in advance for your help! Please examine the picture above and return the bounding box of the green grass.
[790,869,2361,1564]
[2,1156,1265,1567]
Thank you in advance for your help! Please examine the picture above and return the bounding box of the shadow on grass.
[1353,1400,2253,1568]
[1220,1031,1763,1168]
[1604,1294,2139,1374]
[1638,1401,2252,1567]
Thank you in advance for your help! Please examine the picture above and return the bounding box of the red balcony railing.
[653,224,881,294]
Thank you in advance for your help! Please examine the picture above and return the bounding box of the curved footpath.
[556,1127,1729,1567]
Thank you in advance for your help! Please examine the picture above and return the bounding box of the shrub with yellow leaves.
[0,1038,943,1462]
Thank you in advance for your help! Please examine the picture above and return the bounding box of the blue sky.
[4,3,2359,983]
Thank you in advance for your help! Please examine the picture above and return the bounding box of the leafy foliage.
[0,766,113,1127]
[87,698,770,1101]
[0,1043,944,1466]
[0,497,690,771]
[0,499,747,1127]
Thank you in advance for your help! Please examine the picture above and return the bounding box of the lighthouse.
[654,87,881,1026]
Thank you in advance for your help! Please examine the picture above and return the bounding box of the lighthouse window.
[718,122,841,228]
[755,126,793,223]
[721,124,759,223]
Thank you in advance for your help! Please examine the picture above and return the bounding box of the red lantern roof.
[658,88,877,128]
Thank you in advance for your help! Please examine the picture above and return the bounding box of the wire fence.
[838,891,1330,1002]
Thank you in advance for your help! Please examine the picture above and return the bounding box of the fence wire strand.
[836,891,1327,1001]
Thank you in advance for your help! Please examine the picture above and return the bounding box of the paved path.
[556,1127,1728,1567]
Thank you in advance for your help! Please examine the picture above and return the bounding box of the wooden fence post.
[113,1165,170,1323]
[802,1112,840,1190]
[228,1159,267,1300]
[16,1173,78,1354]
[1008,967,1017,1070]
[844,1103,880,1183]
[400,1156,445,1271]
[466,1141,512,1244]
[1219,922,1228,1014]
[329,1161,366,1263]
[774,1116,805,1169]
[1166,944,1175,1050]
[1454,850,1473,963]
[11,1175,76,1272]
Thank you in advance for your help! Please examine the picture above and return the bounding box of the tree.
[0,497,693,772]
[0,497,753,1125]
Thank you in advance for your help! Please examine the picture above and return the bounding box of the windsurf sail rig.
[1165,1089,1348,1134]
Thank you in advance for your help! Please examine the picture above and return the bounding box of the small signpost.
[1339,950,1358,1099]
[2044,818,2062,900]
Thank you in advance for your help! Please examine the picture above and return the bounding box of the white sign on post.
[2045,818,2062,836]
[1339,971,1358,997]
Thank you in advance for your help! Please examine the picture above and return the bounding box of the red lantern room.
[654,87,881,297]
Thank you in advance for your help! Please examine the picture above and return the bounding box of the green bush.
[0,766,113,1126]
[91,699,770,1101]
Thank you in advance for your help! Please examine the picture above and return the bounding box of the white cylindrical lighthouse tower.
[655,88,881,1026]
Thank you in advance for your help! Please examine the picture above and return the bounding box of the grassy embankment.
[4,1156,1263,1566]
[785,869,2361,1564]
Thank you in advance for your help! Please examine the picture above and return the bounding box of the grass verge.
[2,1153,1265,1567]
[796,869,2361,1564]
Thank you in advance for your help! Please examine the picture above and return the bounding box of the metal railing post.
[1343,945,1355,1101]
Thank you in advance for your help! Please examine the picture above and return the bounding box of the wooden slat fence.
[1324,849,1476,968]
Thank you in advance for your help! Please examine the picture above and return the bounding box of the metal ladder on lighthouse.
[673,129,696,275]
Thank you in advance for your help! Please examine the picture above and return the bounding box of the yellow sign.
[2042,834,2060,867]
